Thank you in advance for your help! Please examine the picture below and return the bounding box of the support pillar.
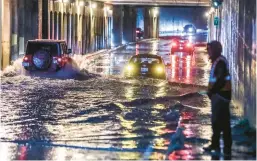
[112,5,123,47]
[144,7,159,39]
[11,0,18,61]
[2,0,11,69]
[123,6,137,43]
[0,0,2,69]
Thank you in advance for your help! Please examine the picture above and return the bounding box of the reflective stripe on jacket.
[208,55,232,92]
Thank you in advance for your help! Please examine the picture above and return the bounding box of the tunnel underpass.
[0,0,256,160]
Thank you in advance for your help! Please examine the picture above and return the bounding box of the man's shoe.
[203,145,219,152]
[223,148,232,158]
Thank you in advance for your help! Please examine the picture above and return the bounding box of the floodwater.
[0,36,254,160]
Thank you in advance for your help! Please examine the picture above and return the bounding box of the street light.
[108,10,113,15]
[104,6,110,11]
[58,0,69,2]
[79,1,84,6]
[210,7,215,13]
[91,3,97,9]
[205,12,209,17]
[153,9,158,17]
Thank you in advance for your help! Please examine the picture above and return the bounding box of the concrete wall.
[209,0,256,127]
[1,0,41,69]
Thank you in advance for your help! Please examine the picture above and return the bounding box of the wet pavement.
[0,36,255,160]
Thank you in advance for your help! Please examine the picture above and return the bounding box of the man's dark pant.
[211,94,232,153]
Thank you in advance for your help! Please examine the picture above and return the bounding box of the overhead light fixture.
[153,9,158,16]
[79,1,84,6]
[104,6,110,11]
[210,7,215,12]
[91,3,97,9]
[59,0,69,2]
[108,10,113,15]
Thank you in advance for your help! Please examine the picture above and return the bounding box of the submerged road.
[0,36,253,160]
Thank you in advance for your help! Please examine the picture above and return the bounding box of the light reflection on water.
[1,38,251,160]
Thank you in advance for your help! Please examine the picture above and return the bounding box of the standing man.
[203,41,232,157]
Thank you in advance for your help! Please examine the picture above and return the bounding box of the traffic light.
[212,0,223,8]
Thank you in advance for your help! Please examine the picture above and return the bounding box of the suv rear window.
[26,42,58,56]
[130,57,162,64]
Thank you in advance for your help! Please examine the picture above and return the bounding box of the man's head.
[207,41,222,61]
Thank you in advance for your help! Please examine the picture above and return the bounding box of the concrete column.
[0,0,2,69]
[42,0,48,39]
[38,0,42,39]
[18,0,25,56]
[112,5,123,47]
[2,0,11,69]
[11,0,18,61]
[89,2,95,52]
[144,7,159,39]
[123,6,137,43]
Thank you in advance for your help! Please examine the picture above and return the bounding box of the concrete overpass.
[0,0,256,127]
[98,0,210,6]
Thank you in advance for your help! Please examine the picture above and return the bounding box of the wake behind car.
[124,54,166,79]
[170,37,194,55]
[22,39,72,72]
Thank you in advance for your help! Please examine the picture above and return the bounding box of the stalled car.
[170,37,195,55]
[183,24,197,34]
[124,54,167,79]
[22,40,72,72]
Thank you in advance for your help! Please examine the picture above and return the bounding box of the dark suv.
[22,40,72,71]
[170,37,195,55]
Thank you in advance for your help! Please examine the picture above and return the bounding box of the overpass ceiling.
[99,0,211,6]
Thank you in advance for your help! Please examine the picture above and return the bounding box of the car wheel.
[32,50,52,70]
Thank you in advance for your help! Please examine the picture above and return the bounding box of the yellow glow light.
[156,66,163,73]
[126,64,134,71]
[79,1,84,6]
[91,3,97,9]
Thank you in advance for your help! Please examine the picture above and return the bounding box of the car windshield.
[26,42,58,55]
[130,57,161,64]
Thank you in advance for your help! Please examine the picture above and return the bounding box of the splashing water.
[0,58,27,77]
[0,54,99,80]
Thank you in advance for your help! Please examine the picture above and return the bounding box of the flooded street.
[0,37,253,160]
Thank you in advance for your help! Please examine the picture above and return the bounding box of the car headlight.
[126,64,134,71]
[156,66,164,73]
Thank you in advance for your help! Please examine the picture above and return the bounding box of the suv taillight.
[23,55,32,62]
[171,42,177,47]
[53,56,63,64]
[186,43,192,48]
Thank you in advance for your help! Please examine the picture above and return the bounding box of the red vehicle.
[170,37,194,55]
[22,40,72,72]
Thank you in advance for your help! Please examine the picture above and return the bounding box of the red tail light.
[57,58,62,63]
[186,43,192,48]
[172,42,177,47]
[136,30,140,33]
[23,55,32,62]
[53,56,63,65]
